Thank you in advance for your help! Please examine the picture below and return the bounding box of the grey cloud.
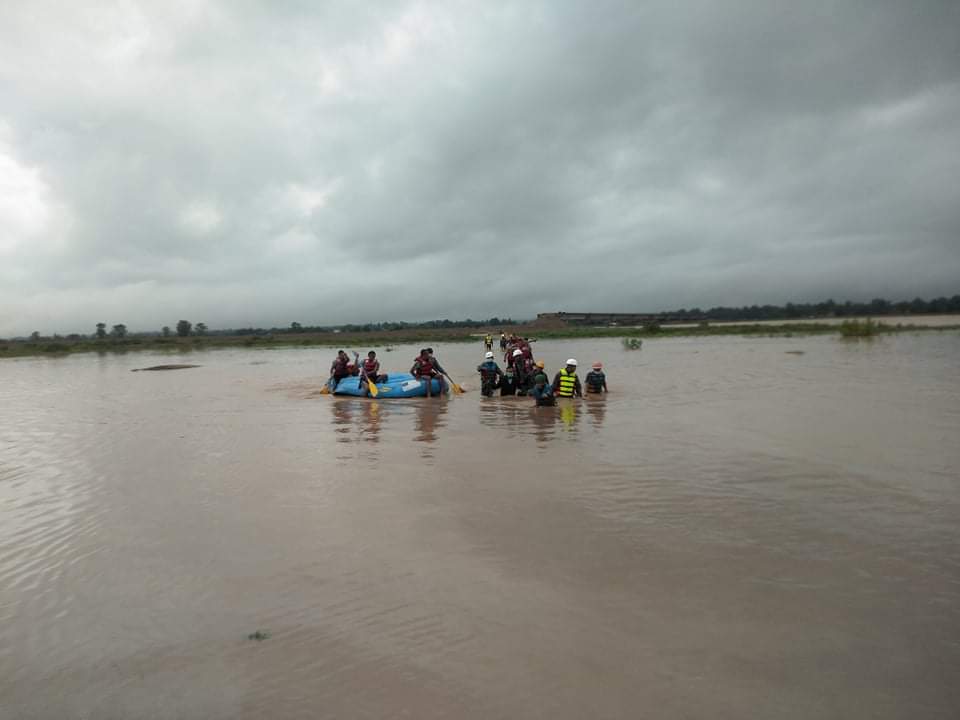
[1,0,958,336]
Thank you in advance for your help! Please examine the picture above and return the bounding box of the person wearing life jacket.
[411,348,441,397]
[585,362,608,393]
[477,351,504,397]
[499,332,507,351]
[328,350,351,388]
[424,348,445,374]
[552,358,582,398]
[425,348,449,394]
[361,351,385,383]
[484,334,493,351]
[359,350,386,396]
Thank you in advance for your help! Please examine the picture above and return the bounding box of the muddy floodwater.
[2,334,959,719]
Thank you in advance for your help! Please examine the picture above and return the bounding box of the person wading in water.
[552,358,582,398]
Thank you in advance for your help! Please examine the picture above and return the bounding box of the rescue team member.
[585,362,608,393]
[499,332,507,351]
[360,351,386,396]
[531,360,548,386]
[484,334,493,351]
[425,348,449,394]
[361,351,386,384]
[411,348,445,398]
[499,366,518,396]
[328,350,351,388]
[552,358,582,398]
[529,361,555,406]
[509,348,528,394]
[477,351,504,397]
[425,348,445,374]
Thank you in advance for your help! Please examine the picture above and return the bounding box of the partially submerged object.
[131,364,201,372]
[330,373,444,398]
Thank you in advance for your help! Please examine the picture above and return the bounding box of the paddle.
[320,376,332,394]
[365,374,379,397]
[442,372,464,394]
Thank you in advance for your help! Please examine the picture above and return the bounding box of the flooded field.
[2,333,959,719]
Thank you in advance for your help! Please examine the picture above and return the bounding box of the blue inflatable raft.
[330,373,445,398]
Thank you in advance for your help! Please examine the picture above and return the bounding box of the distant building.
[535,311,699,326]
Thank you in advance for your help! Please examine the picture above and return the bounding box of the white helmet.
[566,358,577,366]
[513,349,522,356]
[485,351,494,359]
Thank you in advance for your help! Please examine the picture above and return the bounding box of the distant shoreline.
[3,318,958,360]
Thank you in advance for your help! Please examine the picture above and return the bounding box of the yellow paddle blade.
[453,382,464,394]
[320,383,331,395]
[367,378,379,397]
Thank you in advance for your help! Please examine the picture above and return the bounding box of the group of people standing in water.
[477,333,608,405]
[327,332,608,401]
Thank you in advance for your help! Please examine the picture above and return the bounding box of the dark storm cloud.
[1,0,957,335]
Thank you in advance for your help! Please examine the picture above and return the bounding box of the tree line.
[10,295,960,342]
[664,295,960,322]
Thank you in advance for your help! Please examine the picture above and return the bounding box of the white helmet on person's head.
[566,358,577,366]
[485,351,494,359]
[513,349,522,356]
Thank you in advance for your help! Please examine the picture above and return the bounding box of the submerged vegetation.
[839,319,885,337]
[622,337,644,350]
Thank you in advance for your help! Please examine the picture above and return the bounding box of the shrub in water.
[840,319,883,337]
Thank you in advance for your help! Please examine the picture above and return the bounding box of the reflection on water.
[558,398,579,432]
[361,400,381,444]
[584,395,606,429]
[413,398,448,457]
[331,397,355,442]
[529,405,559,444]
[1,333,960,719]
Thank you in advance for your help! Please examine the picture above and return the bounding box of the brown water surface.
[2,334,959,719]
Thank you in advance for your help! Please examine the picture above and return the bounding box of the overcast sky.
[1,0,958,336]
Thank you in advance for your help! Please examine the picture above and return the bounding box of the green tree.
[96,322,107,339]
[161,326,171,337]
[30,331,40,342]
[290,321,302,332]
[195,322,208,336]
[111,324,127,338]
[176,320,192,337]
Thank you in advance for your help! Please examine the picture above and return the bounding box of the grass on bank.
[1,320,957,359]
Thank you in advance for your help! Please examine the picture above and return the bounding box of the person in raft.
[585,362,608,393]
[477,351,504,397]
[328,350,351,388]
[426,348,451,393]
[425,348,445,373]
[411,348,444,397]
[552,358,582,398]
[360,351,387,396]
